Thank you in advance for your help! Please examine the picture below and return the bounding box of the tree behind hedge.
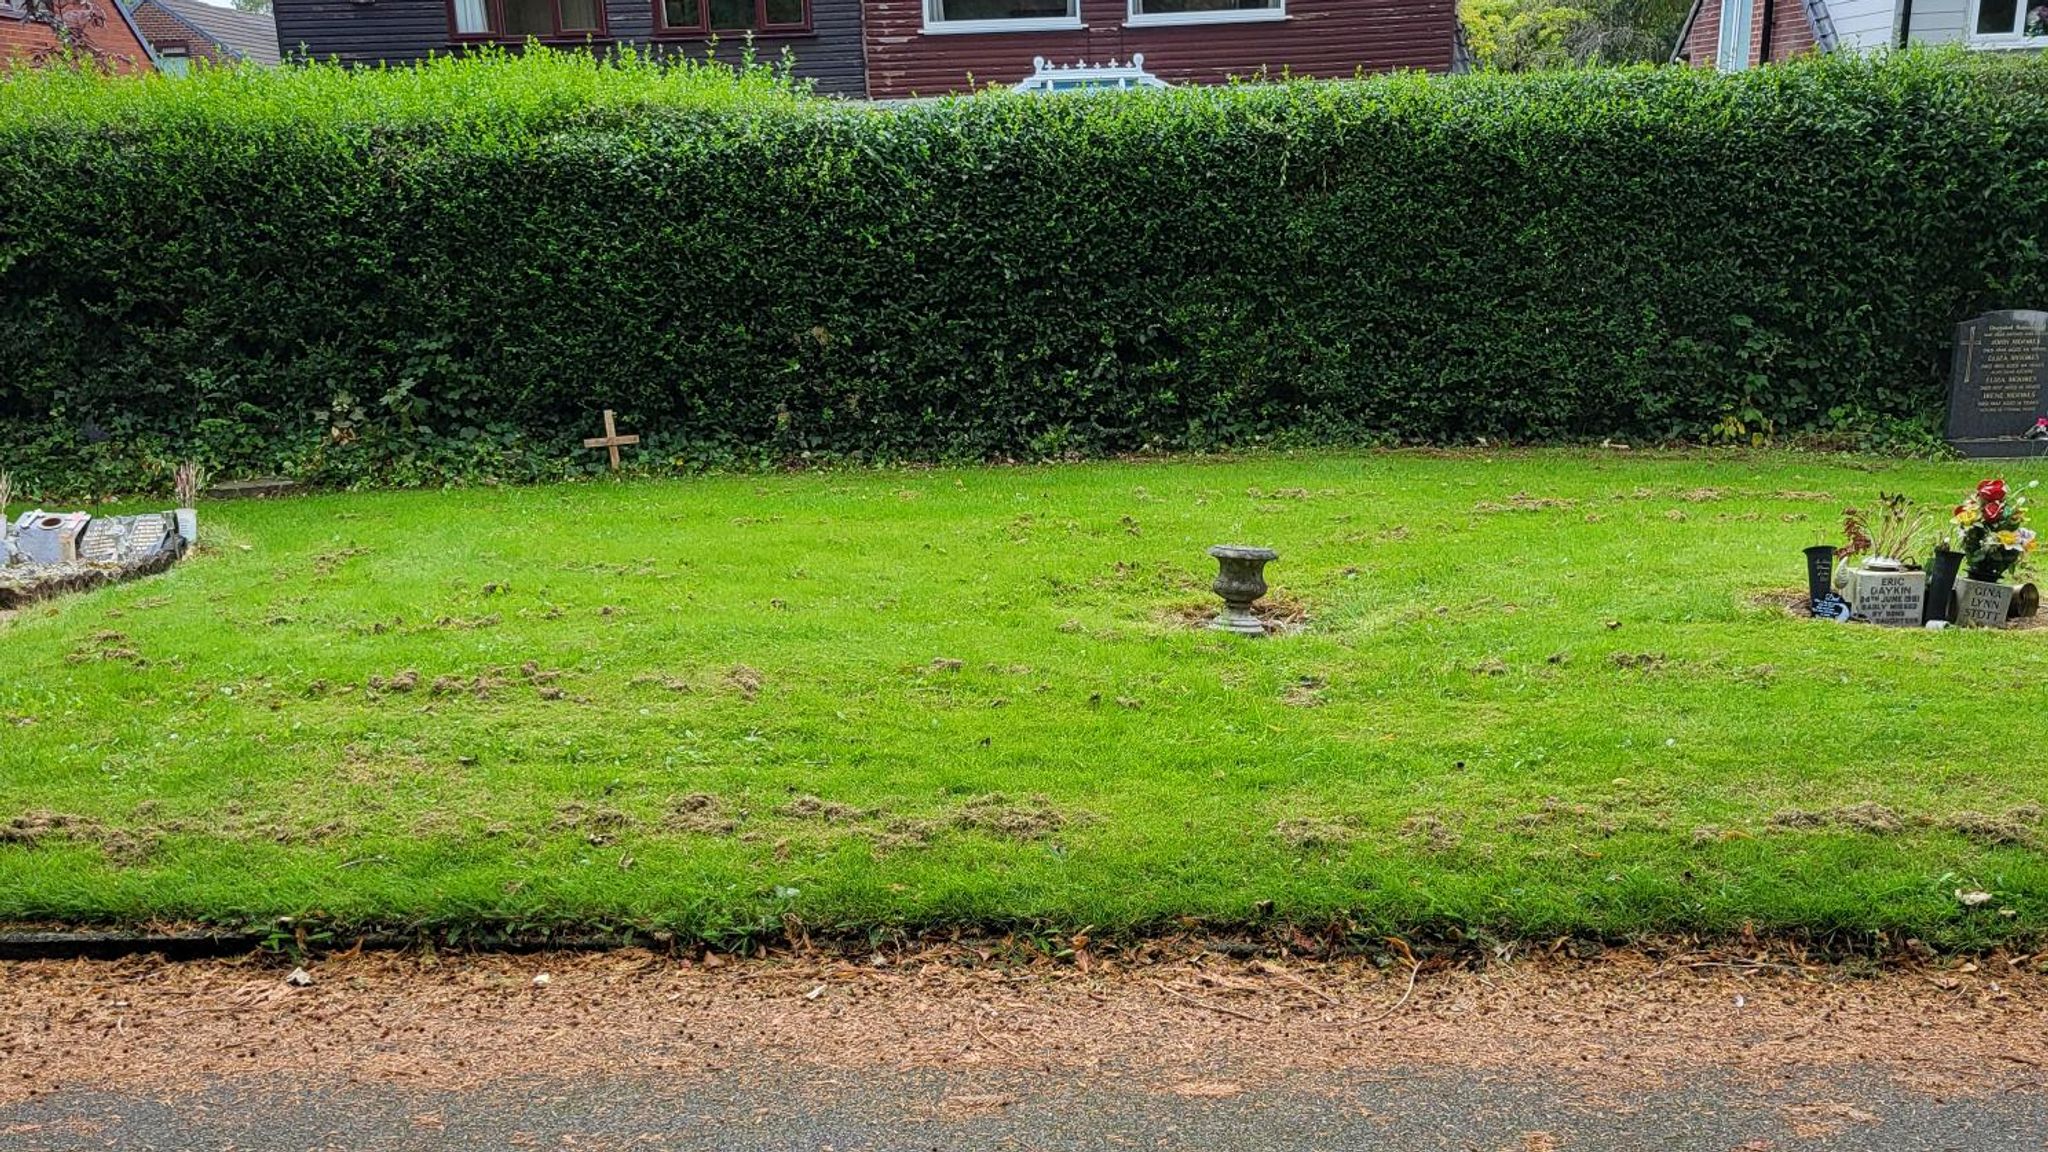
[2,49,2045,494]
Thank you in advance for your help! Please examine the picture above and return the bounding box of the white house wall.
[1906,0,1971,43]
[1824,0,1899,48]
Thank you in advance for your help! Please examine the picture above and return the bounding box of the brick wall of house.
[1678,0,1817,65]
[128,1,234,61]
[0,0,155,69]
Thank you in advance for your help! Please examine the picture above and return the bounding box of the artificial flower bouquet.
[1952,478,2037,584]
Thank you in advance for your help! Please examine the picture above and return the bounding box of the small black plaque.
[1948,310,2048,458]
[1810,590,1850,621]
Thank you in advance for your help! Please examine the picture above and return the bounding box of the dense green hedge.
[4,49,2048,495]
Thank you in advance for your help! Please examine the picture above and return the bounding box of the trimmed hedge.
[4,49,2048,495]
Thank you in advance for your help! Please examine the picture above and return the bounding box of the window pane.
[936,0,1071,19]
[1716,0,1752,70]
[765,0,804,22]
[453,0,492,33]
[559,0,600,29]
[1136,0,1277,10]
[2029,0,2048,32]
[709,0,754,25]
[1978,0,2019,33]
[663,0,699,24]
[503,0,552,34]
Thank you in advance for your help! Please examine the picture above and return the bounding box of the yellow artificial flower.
[1956,507,1981,526]
[2000,531,2020,547]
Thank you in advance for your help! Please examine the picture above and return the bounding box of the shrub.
[3,49,2047,495]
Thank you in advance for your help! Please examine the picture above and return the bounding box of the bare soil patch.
[4,947,2047,1107]
[1161,589,1311,635]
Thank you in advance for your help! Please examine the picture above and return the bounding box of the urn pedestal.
[1208,546,1278,637]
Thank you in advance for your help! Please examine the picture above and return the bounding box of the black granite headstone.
[1948,310,2048,458]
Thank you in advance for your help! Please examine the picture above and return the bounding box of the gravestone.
[77,518,120,563]
[78,514,173,565]
[128,514,170,558]
[1957,578,2016,629]
[1846,567,1926,627]
[1948,310,2048,458]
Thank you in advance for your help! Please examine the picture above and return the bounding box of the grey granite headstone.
[77,518,121,564]
[1948,310,2048,458]
[129,514,170,558]
[78,513,175,565]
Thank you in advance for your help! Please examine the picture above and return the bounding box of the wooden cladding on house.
[862,0,1457,99]
[270,0,1457,101]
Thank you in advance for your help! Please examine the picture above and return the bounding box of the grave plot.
[1,510,189,611]
[1795,481,2040,631]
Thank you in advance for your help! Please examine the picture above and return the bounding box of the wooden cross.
[583,410,640,472]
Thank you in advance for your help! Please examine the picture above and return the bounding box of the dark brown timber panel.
[272,0,867,96]
[862,0,1456,99]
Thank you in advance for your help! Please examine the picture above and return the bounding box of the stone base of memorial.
[1844,563,1927,627]
[1949,439,2048,460]
[1955,578,2017,629]
[0,511,188,611]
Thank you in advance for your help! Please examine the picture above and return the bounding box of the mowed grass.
[4,450,2048,947]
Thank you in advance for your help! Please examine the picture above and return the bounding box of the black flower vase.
[1802,545,1836,608]
[1924,548,1964,624]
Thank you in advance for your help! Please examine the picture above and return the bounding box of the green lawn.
[4,450,2047,947]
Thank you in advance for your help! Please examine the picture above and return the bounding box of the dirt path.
[3,947,2045,1149]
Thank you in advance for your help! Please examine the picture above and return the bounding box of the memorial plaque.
[1811,590,1851,621]
[1956,578,2016,629]
[75,514,172,564]
[77,518,120,563]
[129,514,170,558]
[1948,310,2048,457]
[1847,568,1926,627]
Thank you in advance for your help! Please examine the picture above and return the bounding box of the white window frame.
[922,0,1082,34]
[1125,0,1285,27]
[1715,0,1753,70]
[1965,0,2048,46]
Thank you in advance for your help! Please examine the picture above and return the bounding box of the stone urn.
[1208,545,1278,636]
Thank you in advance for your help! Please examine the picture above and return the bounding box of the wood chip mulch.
[4,947,2046,1105]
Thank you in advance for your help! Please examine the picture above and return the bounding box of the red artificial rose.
[1985,500,2004,521]
[1979,478,2008,502]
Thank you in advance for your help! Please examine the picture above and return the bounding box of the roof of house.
[130,0,279,64]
